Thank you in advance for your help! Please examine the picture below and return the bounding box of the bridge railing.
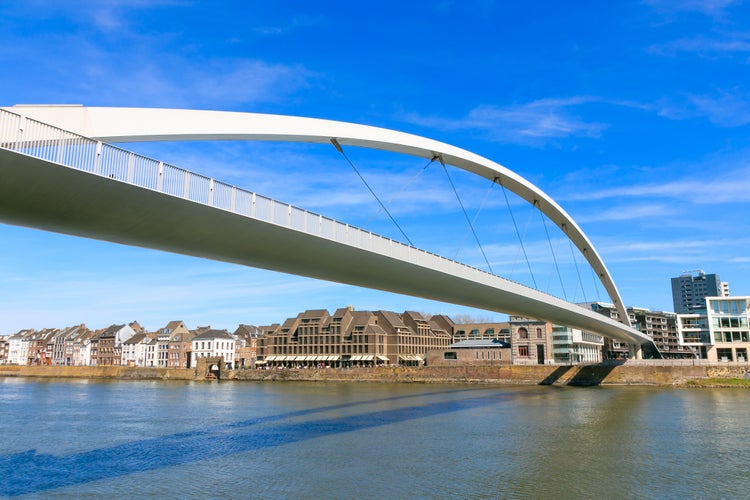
[0,107,533,292]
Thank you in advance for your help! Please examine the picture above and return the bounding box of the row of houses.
[5,298,728,369]
[0,307,606,369]
[0,321,260,370]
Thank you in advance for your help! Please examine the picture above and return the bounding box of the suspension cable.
[567,235,588,304]
[499,178,537,289]
[454,180,495,261]
[364,156,436,227]
[585,248,603,302]
[331,138,413,247]
[537,201,567,300]
[440,158,494,274]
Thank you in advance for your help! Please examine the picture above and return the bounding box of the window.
[536,328,543,339]
[518,328,528,340]
[717,348,733,362]
[444,351,457,360]
[519,346,529,356]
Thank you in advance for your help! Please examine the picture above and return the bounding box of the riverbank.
[3,362,750,386]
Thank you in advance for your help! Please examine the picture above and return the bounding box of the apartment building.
[677,296,750,362]
[257,307,450,367]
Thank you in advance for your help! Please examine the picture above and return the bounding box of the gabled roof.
[299,309,329,320]
[164,320,185,331]
[363,324,387,335]
[123,332,148,345]
[404,310,428,322]
[376,310,407,328]
[234,324,259,338]
[98,324,125,339]
[192,329,234,341]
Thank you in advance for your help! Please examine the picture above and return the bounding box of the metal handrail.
[0,107,542,294]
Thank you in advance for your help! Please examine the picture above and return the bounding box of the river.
[1,378,748,498]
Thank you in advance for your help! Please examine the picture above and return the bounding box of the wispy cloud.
[599,236,750,264]
[649,34,750,58]
[643,0,739,18]
[250,14,324,37]
[564,164,750,204]
[400,97,608,145]
[575,203,679,223]
[76,57,314,108]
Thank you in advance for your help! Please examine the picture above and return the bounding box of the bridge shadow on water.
[0,387,531,497]
[539,360,627,386]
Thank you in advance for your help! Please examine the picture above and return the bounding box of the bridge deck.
[0,109,660,356]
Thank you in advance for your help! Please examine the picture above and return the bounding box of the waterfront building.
[121,333,155,367]
[629,308,692,358]
[25,328,58,366]
[157,320,193,369]
[452,321,511,343]
[191,329,236,370]
[0,335,8,364]
[71,328,97,366]
[551,326,604,364]
[586,302,690,359]
[94,324,137,366]
[156,320,190,368]
[677,296,750,362]
[257,307,450,367]
[671,270,726,314]
[509,316,553,365]
[51,325,85,366]
[427,338,511,366]
[89,332,100,366]
[233,324,259,369]
[7,329,34,365]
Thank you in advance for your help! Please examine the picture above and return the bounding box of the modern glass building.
[677,297,750,362]
[671,270,724,314]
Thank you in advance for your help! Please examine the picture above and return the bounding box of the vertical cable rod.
[331,138,414,247]
[440,158,493,275]
[499,178,537,289]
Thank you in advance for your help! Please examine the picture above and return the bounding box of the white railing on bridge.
[0,107,527,292]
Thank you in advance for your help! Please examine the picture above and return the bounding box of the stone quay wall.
[2,363,749,386]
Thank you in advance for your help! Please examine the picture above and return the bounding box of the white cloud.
[643,0,739,18]
[650,35,750,57]
[76,57,314,108]
[563,166,750,204]
[575,203,678,223]
[400,97,608,145]
[599,236,750,264]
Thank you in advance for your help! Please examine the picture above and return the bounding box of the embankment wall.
[2,363,749,386]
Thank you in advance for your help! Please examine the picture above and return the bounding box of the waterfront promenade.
[2,362,749,386]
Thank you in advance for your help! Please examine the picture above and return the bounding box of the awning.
[254,360,266,364]
[376,355,389,362]
[399,355,422,361]
[266,355,277,361]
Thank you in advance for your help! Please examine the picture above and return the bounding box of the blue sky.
[1,0,749,333]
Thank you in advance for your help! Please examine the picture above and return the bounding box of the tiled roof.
[192,329,234,341]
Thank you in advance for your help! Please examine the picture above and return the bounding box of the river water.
[1,378,748,499]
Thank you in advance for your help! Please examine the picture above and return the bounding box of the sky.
[1,0,749,333]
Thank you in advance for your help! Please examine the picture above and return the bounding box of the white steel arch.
[6,105,632,329]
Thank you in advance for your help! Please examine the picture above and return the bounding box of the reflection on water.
[1,378,750,498]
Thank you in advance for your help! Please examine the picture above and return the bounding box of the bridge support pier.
[629,343,643,360]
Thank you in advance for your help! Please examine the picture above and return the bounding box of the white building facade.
[678,296,750,362]
[191,330,236,369]
[551,326,604,364]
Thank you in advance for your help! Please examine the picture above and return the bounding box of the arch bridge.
[0,105,660,358]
